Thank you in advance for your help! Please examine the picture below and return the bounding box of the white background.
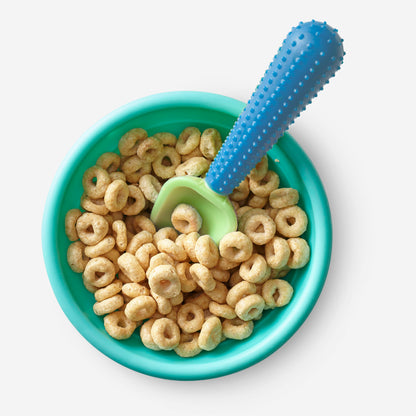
[2,1,415,415]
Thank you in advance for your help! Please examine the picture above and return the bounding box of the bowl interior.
[42,91,331,380]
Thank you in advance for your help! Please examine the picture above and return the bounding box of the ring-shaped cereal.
[236,206,252,220]
[181,146,203,161]
[239,253,271,284]
[287,237,310,269]
[200,128,222,159]
[153,132,177,147]
[198,316,222,351]
[82,165,111,199]
[247,195,268,208]
[189,263,216,291]
[185,292,211,310]
[140,319,161,350]
[151,290,172,315]
[122,185,145,216]
[222,318,254,340]
[112,220,127,251]
[249,155,268,181]
[153,227,178,246]
[125,214,156,235]
[135,242,158,270]
[126,230,153,254]
[229,178,250,202]
[237,208,266,232]
[103,310,137,340]
[262,279,294,308]
[109,171,126,182]
[249,170,280,197]
[176,262,198,293]
[195,235,219,268]
[265,236,290,269]
[93,294,124,316]
[217,257,240,271]
[175,157,210,177]
[235,294,265,321]
[174,333,202,358]
[274,205,308,238]
[121,155,152,183]
[83,257,116,287]
[241,213,276,245]
[122,282,150,298]
[67,241,89,273]
[156,239,188,262]
[228,270,243,287]
[117,252,146,282]
[138,174,162,203]
[148,264,181,298]
[226,280,257,308]
[104,179,129,212]
[269,187,299,209]
[183,232,199,262]
[96,152,121,173]
[84,236,115,258]
[80,194,109,216]
[118,128,147,156]
[146,253,175,277]
[94,279,123,302]
[136,137,163,162]
[151,318,181,350]
[65,208,82,241]
[204,281,228,304]
[208,301,236,319]
[177,303,204,333]
[210,268,230,283]
[102,248,120,273]
[170,291,183,306]
[152,146,181,179]
[176,127,201,155]
[219,231,253,263]
[125,295,157,321]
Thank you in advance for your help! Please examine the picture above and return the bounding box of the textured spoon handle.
[205,20,344,195]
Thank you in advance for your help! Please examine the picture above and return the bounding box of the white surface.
[2,1,415,415]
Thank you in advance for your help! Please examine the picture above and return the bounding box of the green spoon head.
[150,176,237,244]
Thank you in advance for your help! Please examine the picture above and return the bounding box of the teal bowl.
[42,91,332,380]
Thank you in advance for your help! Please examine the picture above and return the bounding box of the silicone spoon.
[151,20,344,244]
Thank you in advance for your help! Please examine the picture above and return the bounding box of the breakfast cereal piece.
[117,253,146,282]
[67,241,89,273]
[249,170,280,197]
[148,264,181,298]
[151,291,173,315]
[208,301,236,319]
[177,303,204,333]
[265,237,290,269]
[195,235,219,268]
[171,204,202,234]
[228,270,243,287]
[122,185,146,216]
[65,208,82,241]
[226,281,257,308]
[103,311,137,340]
[140,319,161,350]
[109,171,126,182]
[122,282,150,298]
[176,127,201,155]
[200,128,222,159]
[241,212,276,245]
[204,281,228,304]
[84,236,115,258]
[222,318,254,340]
[235,294,265,321]
[238,208,267,231]
[183,232,200,262]
[153,132,177,147]
[124,295,157,321]
[185,292,211,310]
[269,188,299,209]
[151,318,180,350]
[287,238,310,269]
[157,239,188,262]
[80,194,109,215]
[198,316,222,351]
[112,220,128,252]
[138,174,162,203]
[175,157,210,177]
[125,214,156,235]
[121,155,152,183]
[96,152,121,173]
[236,205,252,220]
[181,146,204,161]
[239,253,271,284]
[146,253,175,277]
[210,268,230,283]
[153,227,178,245]
[82,166,111,199]
[176,262,198,293]
[118,128,147,156]
[170,291,183,306]
[136,137,163,162]
[249,155,268,181]
[174,333,202,357]
[83,257,116,288]
[229,178,250,202]
[126,230,153,254]
[101,248,120,273]
[82,275,98,293]
[262,279,294,308]
[94,280,123,302]
[152,146,181,179]
[217,257,240,271]
[274,205,308,237]
[93,294,124,316]
[219,231,253,263]
[135,242,158,270]
[189,263,216,291]
[247,195,268,208]
[103,179,129,212]
[269,265,291,279]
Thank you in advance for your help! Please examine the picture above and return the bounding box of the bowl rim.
[42,90,332,380]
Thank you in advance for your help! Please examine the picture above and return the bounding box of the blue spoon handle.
[205,20,344,195]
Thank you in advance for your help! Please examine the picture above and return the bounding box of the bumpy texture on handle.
[205,20,344,195]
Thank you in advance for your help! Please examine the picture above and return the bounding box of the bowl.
[42,91,332,380]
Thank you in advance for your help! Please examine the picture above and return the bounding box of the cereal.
[84,257,116,288]
[262,279,294,308]
[112,220,128,252]
[198,316,222,351]
[249,170,280,197]
[241,212,276,245]
[274,205,308,238]
[93,294,124,316]
[152,146,181,179]
[217,256,240,271]
[84,236,115,258]
[249,155,268,181]
[185,292,211,310]
[103,311,137,340]
[122,282,150,298]
[151,318,180,350]
[76,213,109,246]
[96,152,121,173]
[109,171,126,182]
[181,146,204,161]
[153,132,177,147]
[80,194,109,215]
[204,281,228,304]
[118,128,147,156]
[67,241,89,273]
[229,178,250,202]
[148,264,181,298]
[174,333,201,357]
[235,294,265,321]
[126,230,153,254]
[104,179,129,212]
[176,262,198,293]
[151,291,173,315]
[265,237,290,269]
[170,291,183,306]
[177,303,204,333]
[138,174,162,203]
[247,195,268,208]
[222,318,254,340]
[121,155,152,183]
[226,281,257,308]
[94,280,123,302]
[122,185,146,216]
[208,301,236,319]
[153,227,178,245]
[65,208,82,241]
[239,253,271,284]
[269,187,299,209]
[195,235,219,268]
[117,253,146,282]
[175,157,210,177]
[82,166,111,199]
[189,263,216,291]
[171,203,202,234]
[183,232,199,262]
[219,231,253,263]
[210,268,230,283]
[124,295,157,321]
[146,253,175,276]
[157,239,187,262]
[287,238,310,269]
[140,319,160,350]
[136,137,163,162]
[200,128,222,159]
[176,127,201,155]
[126,214,156,235]
[135,242,158,270]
